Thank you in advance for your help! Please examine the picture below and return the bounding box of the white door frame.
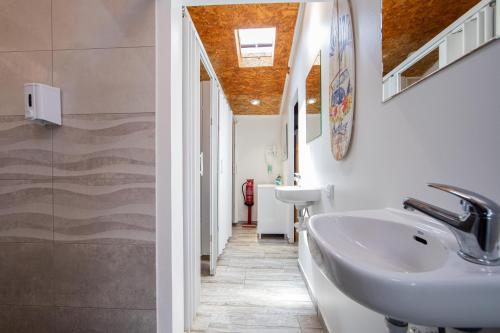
[181,10,224,331]
[156,1,184,332]
[209,79,220,275]
[182,11,201,330]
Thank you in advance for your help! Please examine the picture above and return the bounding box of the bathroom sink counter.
[307,208,500,328]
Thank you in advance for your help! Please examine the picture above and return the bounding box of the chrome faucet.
[403,183,500,266]
[293,173,301,186]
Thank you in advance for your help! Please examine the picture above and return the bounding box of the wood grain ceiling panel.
[188,4,299,115]
[383,0,480,75]
[200,61,210,81]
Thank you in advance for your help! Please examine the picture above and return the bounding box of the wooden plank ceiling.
[200,61,210,81]
[383,0,480,75]
[188,4,299,115]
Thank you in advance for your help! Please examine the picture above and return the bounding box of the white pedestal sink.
[275,185,321,209]
[275,186,321,230]
[307,208,500,328]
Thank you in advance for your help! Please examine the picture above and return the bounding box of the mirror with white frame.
[306,51,322,143]
[382,0,499,101]
[282,123,288,161]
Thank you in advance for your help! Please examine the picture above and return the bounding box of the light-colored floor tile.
[206,323,301,333]
[209,312,300,328]
[300,329,325,333]
[191,313,212,331]
[192,224,325,332]
[202,270,245,284]
[245,269,303,281]
[197,304,317,317]
[298,315,323,329]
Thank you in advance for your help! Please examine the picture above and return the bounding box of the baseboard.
[317,308,330,333]
[298,261,330,333]
[298,261,318,312]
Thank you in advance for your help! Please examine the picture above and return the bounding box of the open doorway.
[182,3,326,332]
[183,14,236,327]
[200,60,219,277]
[200,60,211,276]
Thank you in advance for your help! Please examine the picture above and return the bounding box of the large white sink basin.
[307,209,500,328]
[275,186,321,208]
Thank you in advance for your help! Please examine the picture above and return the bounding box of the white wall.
[285,0,500,216]
[282,1,500,332]
[234,115,283,223]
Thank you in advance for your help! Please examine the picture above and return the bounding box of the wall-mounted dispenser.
[24,83,61,126]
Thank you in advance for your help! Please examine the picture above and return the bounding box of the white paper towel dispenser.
[24,83,61,126]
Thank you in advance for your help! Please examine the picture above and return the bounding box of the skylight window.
[235,27,276,68]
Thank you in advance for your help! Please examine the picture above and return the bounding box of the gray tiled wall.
[0,1,156,332]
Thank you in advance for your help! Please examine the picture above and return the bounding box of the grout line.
[53,305,156,311]
[49,0,55,297]
[50,0,54,86]
[0,178,52,181]
[0,303,156,311]
[0,241,53,246]
[60,111,155,116]
[0,46,154,55]
[53,45,155,52]
[51,123,55,307]
[0,241,155,248]
[51,126,54,243]
[53,241,156,248]
[0,49,53,54]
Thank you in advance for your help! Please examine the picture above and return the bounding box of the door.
[232,119,236,225]
[293,102,299,242]
[209,80,220,275]
[200,80,211,261]
[200,61,220,276]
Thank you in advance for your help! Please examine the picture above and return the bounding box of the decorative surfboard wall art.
[329,0,355,160]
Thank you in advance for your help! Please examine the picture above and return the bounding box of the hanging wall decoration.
[329,0,355,160]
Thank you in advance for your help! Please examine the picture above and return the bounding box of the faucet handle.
[293,173,301,186]
[460,199,472,213]
[427,183,499,217]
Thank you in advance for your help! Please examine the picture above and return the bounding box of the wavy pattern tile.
[53,113,155,244]
[0,116,52,180]
[0,180,53,242]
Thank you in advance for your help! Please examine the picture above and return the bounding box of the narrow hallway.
[192,225,325,333]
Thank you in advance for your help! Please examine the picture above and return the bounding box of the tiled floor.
[191,224,325,333]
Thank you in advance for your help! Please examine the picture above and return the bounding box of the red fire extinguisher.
[242,179,255,228]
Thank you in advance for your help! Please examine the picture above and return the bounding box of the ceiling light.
[250,99,261,106]
[307,98,317,105]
